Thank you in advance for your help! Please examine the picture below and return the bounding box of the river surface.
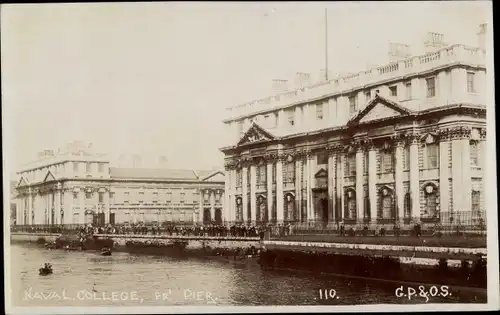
[9,244,486,307]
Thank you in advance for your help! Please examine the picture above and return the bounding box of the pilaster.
[295,157,302,222]
[55,185,61,225]
[276,155,284,223]
[368,142,377,223]
[355,145,364,221]
[266,160,273,223]
[250,163,257,223]
[409,133,420,221]
[437,129,451,222]
[336,152,344,222]
[210,189,216,221]
[242,165,249,222]
[306,153,313,221]
[327,146,336,222]
[224,168,231,224]
[394,139,405,222]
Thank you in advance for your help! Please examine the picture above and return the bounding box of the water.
[10,244,485,307]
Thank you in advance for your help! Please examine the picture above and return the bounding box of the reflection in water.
[10,244,484,306]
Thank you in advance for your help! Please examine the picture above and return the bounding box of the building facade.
[14,141,225,226]
[221,27,488,227]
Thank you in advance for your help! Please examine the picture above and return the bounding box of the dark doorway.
[320,198,329,224]
[109,213,116,225]
[215,209,222,225]
[203,209,211,225]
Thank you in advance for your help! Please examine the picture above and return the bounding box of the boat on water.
[39,263,53,276]
[101,247,112,256]
[44,242,57,250]
[118,241,188,255]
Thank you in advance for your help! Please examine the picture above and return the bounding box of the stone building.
[14,141,225,226]
[221,27,488,227]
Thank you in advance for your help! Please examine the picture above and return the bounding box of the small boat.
[39,264,53,276]
[44,242,57,250]
[100,247,112,256]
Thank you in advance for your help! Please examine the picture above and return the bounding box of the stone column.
[230,169,237,222]
[438,133,450,222]
[242,166,249,222]
[336,152,344,222]
[224,169,231,223]
[197,188,203,224]
[210,190,216,222]
[27,189,33,224]
[276,156,284,223]
[306,154,313,221]
[368,144,377,223]
[327,150,335,223]
[79,188,85,224]
[55,185,61,225]
[460,132,472,213]
[104,189,110,224]
[394,140,405,222]
[451,133,462,214]
[266,161,273,223]
[250,163,257,223]
[409,135,420,221]
[355,146,364,221]
[295,158,301,222]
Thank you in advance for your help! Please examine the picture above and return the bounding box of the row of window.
[72,162,106,173]
[234,140,480,186]
[236,71,478,130]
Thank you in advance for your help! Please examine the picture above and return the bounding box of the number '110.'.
[318,289,337,300]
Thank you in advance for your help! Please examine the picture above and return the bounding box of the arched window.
[378,187,394,219]
[345,153,356,176]
[345,189,356,219]
[423,184,439,218]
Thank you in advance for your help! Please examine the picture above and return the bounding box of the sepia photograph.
[2,1,498,314]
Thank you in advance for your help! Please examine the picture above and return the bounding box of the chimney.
[294,72,311,88]
[388,43,411,62]
[424,32,446,53]
[477,23,487,50]
[271,79,289,93]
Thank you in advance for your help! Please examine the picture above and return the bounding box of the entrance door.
[214,209,222,225]
[109,213,115,225]
[320,198,329,225]
[203,209,211,225]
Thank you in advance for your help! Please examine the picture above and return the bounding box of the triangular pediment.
[237,122,276,146]
[348,95,413,126]
[202,171,225,182]
[43,170,57,183]
[315,168,328,178]
[17,177,29,187]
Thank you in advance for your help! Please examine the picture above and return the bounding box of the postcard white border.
[3,1,498,314]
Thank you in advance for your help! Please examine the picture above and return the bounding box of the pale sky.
[1,1,490,175]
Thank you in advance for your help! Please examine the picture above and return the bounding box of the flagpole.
[324,7,329,81]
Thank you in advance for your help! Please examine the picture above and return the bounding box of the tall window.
[264,115,270,128]
[98,163,104,172]
[272,163,277,184]
[317,153,328,165]
[73,162,79,172]
[285,162,295,183]
[348,95,357,114]
[138,191,144,203]
[85,192,92,200]
[405,82,412,99]
[363,151,368,174]
[426,77,436,98]
[389,86,397,97]
[73,192,79,204]
[258,165,266,185]
[180,192,185,203]
[98,192,104,203]
[238,121,243,135]
[316,103,324,120]
[423,185,438,218]
[166,192,172,202]
[426,144,439,169]
[471,190,481,215]
[381,150,394,173]
[467,72,476,93]
[346,190,356,219]
[470,140,479,166]
[404,193,411,218]
[287,110,295,126]
[86,162,91,173]
[402,146,410,170]
[124,192,130,202]
[345,154,356,176]
[364,91,371,101]
[236,169,242,187]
